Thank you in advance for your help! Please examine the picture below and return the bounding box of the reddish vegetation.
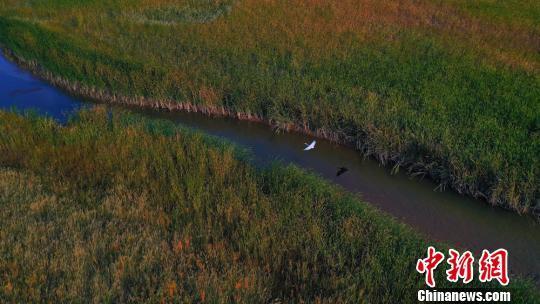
[197,0,538,71]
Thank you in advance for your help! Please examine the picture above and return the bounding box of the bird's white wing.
[304,140,316,151]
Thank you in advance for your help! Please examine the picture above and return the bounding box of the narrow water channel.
[1,54,538,283]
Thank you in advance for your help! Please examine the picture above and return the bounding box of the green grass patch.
[446,0,540,27]
[135,0,235,24]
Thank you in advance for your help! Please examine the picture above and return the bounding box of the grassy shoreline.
[0,47,340,141]
[0,0,538,214]
[0,108,538,302]
[2,43,539,217]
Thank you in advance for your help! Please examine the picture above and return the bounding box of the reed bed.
[0,108,538,303]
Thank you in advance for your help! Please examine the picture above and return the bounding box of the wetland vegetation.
[0,0,538,214]
[0,108,538,302]
[0,1,539,301]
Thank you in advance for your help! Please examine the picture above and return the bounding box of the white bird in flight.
[304,140,316,151]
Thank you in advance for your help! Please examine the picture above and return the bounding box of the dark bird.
[336,167,348,177]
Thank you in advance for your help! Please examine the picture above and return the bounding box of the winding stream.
[1,54,539,284]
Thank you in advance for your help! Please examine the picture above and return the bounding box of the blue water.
[0,55,84,122]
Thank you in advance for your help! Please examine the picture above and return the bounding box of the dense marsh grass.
[446,0,540,27]
[0,108,538,303]
[135,0,236,24]
[0,0,538,214]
